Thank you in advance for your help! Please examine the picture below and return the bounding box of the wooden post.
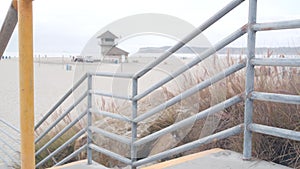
[18,0,35,168]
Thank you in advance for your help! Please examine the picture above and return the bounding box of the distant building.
[97,31,129,63]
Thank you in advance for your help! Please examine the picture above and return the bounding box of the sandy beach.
[0,56,202,128]
[0,58,74,128]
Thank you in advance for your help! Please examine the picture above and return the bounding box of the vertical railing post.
[18,0,35,168]
[131,78,138,169]
[87,73,93,164]
[243,0,257,160]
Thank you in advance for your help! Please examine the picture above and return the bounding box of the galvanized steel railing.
[0,118,20,167]
[34,0,300,168]
[34,73,88,168]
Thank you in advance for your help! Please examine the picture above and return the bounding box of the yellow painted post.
[18,0,35,168]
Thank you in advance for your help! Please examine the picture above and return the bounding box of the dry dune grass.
[177,55,300,168]
[35,109,86,168]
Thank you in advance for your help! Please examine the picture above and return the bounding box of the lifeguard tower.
[97,31,129,63]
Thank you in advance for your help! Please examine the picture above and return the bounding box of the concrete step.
[143,148,291,169]
[47,148,291,169]
[48,160,108,169]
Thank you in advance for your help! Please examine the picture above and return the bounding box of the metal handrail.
[36,128,86,168]
[91,90,132,100]
[90,108,132,123]
[135,95,243,146]
[89,126,131,145]
[89,144,132,165]
[0,128,20,143]
[251,58,300,67]
[133,0,245,79]
[34,72,132,167]
[134,61,246,123]
[0,119,20,144]
[89,71,134,79]
[35,91,88,143]
[133,124,244,167]
[34,73,90,168]
[34,0,247,166]
[0,118,20,167]
[252,19,300,31]
[35,73,88,130]
[249,124,300,142]
[134,25,247,101]
[250,92,300,105]
[55,145,88,166]
[33,0,300,168]
[0,137,19,156]
[35,110,87,156]
[0,118,20,133]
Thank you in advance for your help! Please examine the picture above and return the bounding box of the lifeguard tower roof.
[107,46,129,56]
[96,30,118,39]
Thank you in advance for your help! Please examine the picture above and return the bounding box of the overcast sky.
[1,0,300,54]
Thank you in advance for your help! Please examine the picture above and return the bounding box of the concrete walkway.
[49,149,291,169]
[48,160,108,169]
[144,149,291,169]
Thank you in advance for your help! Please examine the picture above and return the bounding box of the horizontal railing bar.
[0,128,20,144]
[36,128,86,168]
[35,73,88,130]
[89,126,131,145]
[0,118,20,133]
[35,111,87,156]
[250,91,300,105]
[251,58,300,67]
[35,92,87,144]
[91,90,131,101]
[55,145,87,166]
[91,108,131,123]
[89,72,134,79]
[134,25,247,101]
[133,124,243,167]
[135,95,243,146]
[252,19,300,31]
[249,123,300,141]
[133,0,245,79]
[134,61,246,123]
[89,143,132,165]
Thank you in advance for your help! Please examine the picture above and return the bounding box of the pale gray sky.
[1,0,300,54]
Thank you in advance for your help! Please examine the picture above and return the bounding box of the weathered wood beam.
[0,1,18,58]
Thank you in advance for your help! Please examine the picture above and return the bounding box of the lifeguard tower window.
[105,38,114,42]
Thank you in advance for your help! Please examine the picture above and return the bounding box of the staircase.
[34,0,300,168]
[0,0,299,168]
